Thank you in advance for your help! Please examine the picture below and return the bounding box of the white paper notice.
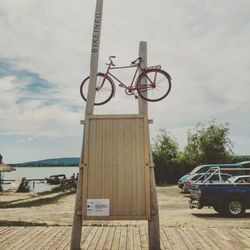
[87,199,110,216]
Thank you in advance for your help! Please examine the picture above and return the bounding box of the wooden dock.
[0,226,250,249]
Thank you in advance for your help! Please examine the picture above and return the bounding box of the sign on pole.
[85,0,104,116]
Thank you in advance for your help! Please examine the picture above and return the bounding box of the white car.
[226,175,250,184]
[183,173,232,193]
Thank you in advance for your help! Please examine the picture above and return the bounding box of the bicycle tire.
[136,68,171,102]
[80,73,115,105]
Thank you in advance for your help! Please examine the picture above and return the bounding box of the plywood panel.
[82,114,150,220]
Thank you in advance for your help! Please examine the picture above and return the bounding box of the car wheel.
[224,198,245,217]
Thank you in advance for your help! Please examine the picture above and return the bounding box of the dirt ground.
[0,186,250,228]
[157,186,250,229]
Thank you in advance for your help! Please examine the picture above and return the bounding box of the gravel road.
[0,186,250,228]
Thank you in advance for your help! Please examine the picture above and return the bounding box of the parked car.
[182,173,232,193]
[226,175,250,184]
[178,161,250,189]
[189,181,250,217]
[178,165,210,189]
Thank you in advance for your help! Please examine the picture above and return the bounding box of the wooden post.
[138,41,148,115]
[138,41,161,250]
[148,152,161,250]
[70,1,103,249]
[70,160,84,250]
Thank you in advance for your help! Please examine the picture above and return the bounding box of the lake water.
[1,166,79,193]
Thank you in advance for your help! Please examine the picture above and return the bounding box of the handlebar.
[106,56,116,66]
[106,56,143,66]
[131,57,142,65]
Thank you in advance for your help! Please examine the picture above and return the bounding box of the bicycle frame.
[80,56,172,105]
[100,61,144,91]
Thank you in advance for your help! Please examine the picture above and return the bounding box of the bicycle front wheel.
[80,73,115,105]
[136,69,171,102]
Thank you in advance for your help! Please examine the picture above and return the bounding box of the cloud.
[0,0,249,162]
[0,59,82,140]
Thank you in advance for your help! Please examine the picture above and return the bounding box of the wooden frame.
[71,8,161,246]
[82,114,151,220]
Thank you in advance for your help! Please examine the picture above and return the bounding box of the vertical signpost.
[85,0,103,116]
[138,41,161,249]
[70,0,103,249]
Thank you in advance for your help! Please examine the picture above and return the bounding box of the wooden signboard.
[82,114,150,220]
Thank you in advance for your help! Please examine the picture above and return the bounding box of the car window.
[239,177,250,183]
[196,166,210,173]
[221,174,231,181]
[245,177,250,183]
[189,166,200,174]
[236,178,244,183]
[210,175,219,181]
[192,175,202,180]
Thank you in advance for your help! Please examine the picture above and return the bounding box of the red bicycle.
[80,56,172,105]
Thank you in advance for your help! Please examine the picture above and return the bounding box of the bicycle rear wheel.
[136,69,171,102]
[80,73,115,105]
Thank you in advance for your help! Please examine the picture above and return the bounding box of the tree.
[153,129,179,161]
[183,120,233,165]
[152,121,234,184]
[152,129,182,184]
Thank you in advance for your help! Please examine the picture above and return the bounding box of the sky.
[0,0,249,163]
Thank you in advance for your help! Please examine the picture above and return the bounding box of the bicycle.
[80,56,172,105]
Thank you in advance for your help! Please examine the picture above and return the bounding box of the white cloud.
[0,0,249,162]
[0,70,81,140]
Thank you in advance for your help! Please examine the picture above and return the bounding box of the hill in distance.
[11,157,80,167]
[10,155,250,167]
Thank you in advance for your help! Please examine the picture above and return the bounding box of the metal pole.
[70,1,103,249]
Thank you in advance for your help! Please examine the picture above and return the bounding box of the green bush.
[152,120,235,185]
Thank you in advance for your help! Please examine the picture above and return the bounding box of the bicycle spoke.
[136,69,171,102]
[80,73,115,105]
[155,76,167,85]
